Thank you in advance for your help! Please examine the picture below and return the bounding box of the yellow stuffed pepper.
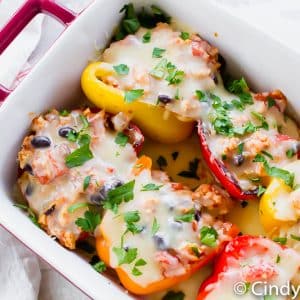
[81,23,221,143]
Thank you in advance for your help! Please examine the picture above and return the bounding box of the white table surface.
[0,0,299,299]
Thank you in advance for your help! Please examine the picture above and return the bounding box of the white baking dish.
[0,0,299,299]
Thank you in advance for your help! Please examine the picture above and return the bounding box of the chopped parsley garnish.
[290,234,300,241]
[115,132,129,147]
[251,111,269,130]
[261,150,274,160]
[124,210,143,234]
[231,99,245,111]
[59,109,70,116]
[113,64,129,75]
[243,282,251,294]
[191,246,201,258]
[273,237,287,245]
[141,183,163,191]
[174,88,180,100]
[172,151,179,160]
[157,155,167,169]
[113,247,137,265]
[132,258,147,276]
[195,90,209,102]
[227,77,253,105]
[165,62,185,85]
[65,143,93,168]
[267,97,276,108]
[78,134,91,147]
[75,210,101,233]
[286,148,296,159]
[80,115,89,129]
[180,32,190,40]
[253,154,294,187]
[276,255,281,264]
[14,203,40,227]
[200,226,218,247]
[237,142,244,155]
[178,158,199,179]
[174,210,195,222]
[151,217,160,236]
[142,31,151,43]
[150,58,168,79]
[124,89,144,103]
[257,185,266,197]
[163,290,185,300]
[92,260,107,273]
[83,175,91,191]
[68,202,89,213]
[67,130,78,142]
[152,47,166,58]
[294,184,300,191]
[103,180,135,213]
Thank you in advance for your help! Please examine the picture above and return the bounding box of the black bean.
[211,73,218,85]
[31,136,51,148]
[194,210,201,221]
[58,127,75,138]
[76,240,95,254]
[158,95,172,104]
[233,154,244,166]
[23,164,33,175]
[90,179,123,205]
[25,183,34,196]
[44,205,56,216]
[153,235,168,250]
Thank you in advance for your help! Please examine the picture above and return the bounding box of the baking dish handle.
[0,0,78,102]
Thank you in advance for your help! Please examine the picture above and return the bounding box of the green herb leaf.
[135,258,147,267]
[68,202,89,213]
[67,130,78,142]
[83,175,91,191]
[191,246,201,258]
[261,150,274,160]
[267,97,276,108]
[132,267,142,276]
[151,217,160,236]
[273,237,287,245]
[237,142,244,155]
[124,89,144,103]
[14,203,40,227]
[257,185,266,197]
[152,47,166,58]
[231,99,245,111]
[253,154,294,187]
[200,226,218,247]
[123,18,140,34]
[113,64,129,75]
[92,260,106,273]
[115,132,129,147]
[78,133,91,146]
[162,290,185,300]
[124,210,140,224]
[149,58,167,79]
[60,109,70,116]
[141,183,163,191]
[251,111,269,130]
[75,210,101,233]
[80,115,89,129]
[103,180,135,213]
[286,148,296,159]
[165,62,185,85]
[180,32,190,40]
[175,210,195,223]
[290,234,300,241]
[276,255,281,263]
[195,90,208,102]
[113,247,137,265]
[142,31,151,43]
[65,144,93,168]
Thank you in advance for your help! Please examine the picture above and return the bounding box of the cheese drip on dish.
[99,168,235,288]
[18,109,140,249]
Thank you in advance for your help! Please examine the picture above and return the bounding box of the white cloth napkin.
[0,1,300,300]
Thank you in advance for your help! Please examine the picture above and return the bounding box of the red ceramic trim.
[0,0,77,102]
